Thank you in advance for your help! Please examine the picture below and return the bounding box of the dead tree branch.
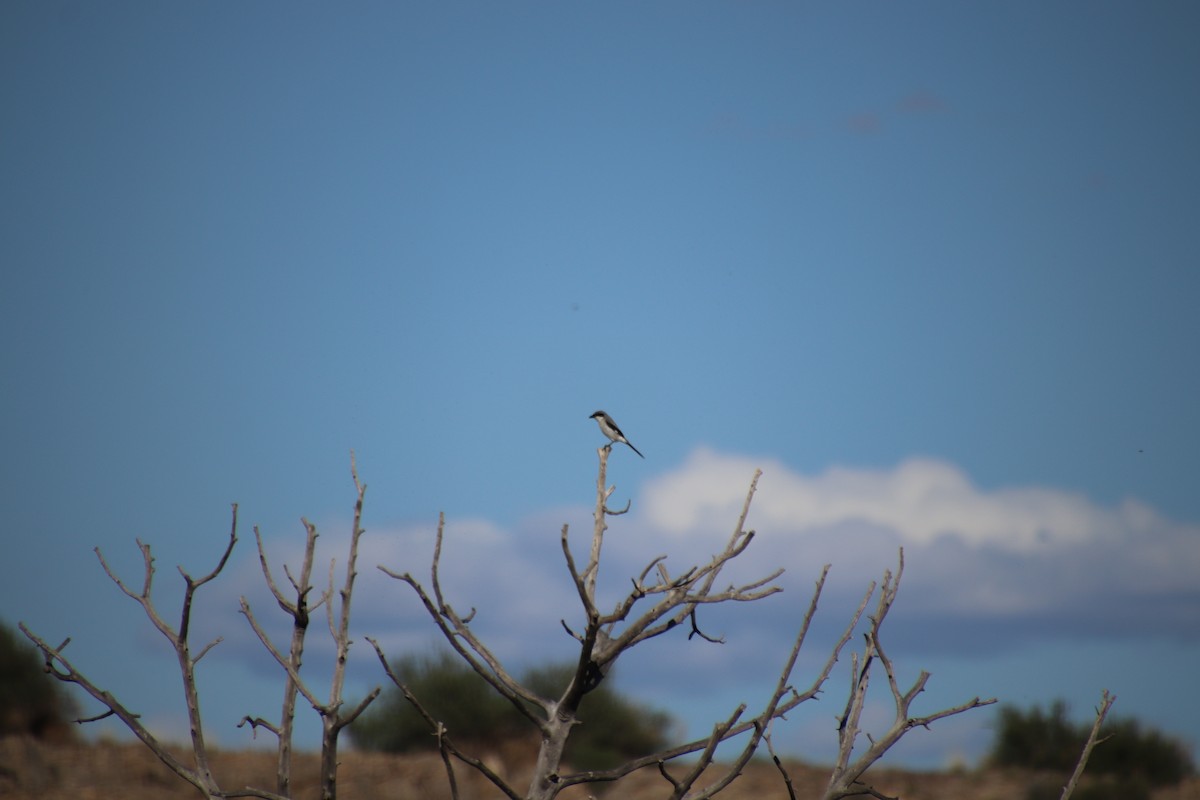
[557,565,870,792]
[378,515,548,728]
[822,550,998,800]
[239,452,380,800]
[365,636,522,800]
[238,518,320,796]
[1060,689,1117,800]
[378,447,841,800]
[19,507,286,800]
[378,442,1006,800]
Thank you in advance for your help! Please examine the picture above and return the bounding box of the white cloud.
[160,450,1199,761]
[646,447,1170,551]
[210,449,1199,668]
[635,449,1200,645]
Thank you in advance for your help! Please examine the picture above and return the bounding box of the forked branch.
[823,550,998,800]
[239,452,380,800]
[18,507,285,800]
[378,445,1005,800]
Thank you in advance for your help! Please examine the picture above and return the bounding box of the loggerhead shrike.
[589,410,644,458]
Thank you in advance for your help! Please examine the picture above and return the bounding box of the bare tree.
[374,445,997,799]
[19,456,379,800]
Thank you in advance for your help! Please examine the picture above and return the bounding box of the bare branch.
[339,686,383,728]
[379,515,548,725]
[679,565,837,800]
[90,508,240,794]
[687,608,725,643]
[560,523,597,622]
[657,705,745,800]
[556,566,840,791]
[1060,690,1117,800]
[241,515,320,798]
[366,637,522,800]
[375,444,1002,800]
[254,523,309,615]
[239,598,326,711]
[690,469,763,599]
[178,515,239,640]
[764,724,798,800]
[559,619,583,642]
[435,722,462,800]
[677,712,751,800]
[18,624,223,798]
[194,637,224,663]
[584,445,614,599]
[823,550,998,800]
[315,450,378,800]
[237,716,281,738]
[94,540,174,640]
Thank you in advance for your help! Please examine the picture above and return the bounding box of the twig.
[765,725,798,800]
[1060,690,1117,800]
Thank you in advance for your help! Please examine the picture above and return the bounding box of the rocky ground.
[1,735,1197,800]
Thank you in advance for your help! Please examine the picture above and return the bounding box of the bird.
[589,410,644,458]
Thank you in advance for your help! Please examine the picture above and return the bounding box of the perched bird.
[589,410,644,458]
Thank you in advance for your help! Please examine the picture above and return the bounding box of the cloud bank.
[636,448,1200,649]
[178,448,1198,763]
[216,448,1198,669]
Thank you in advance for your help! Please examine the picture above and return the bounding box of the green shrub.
[0,620,77,738]
[992,700,1194,787]
[349,651,673,770]
[349,650,522,753]
[993,701,1080,771]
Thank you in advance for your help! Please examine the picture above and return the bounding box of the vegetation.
[992,700,1194,789]
[0,619,76,738]
[349,651,673,771]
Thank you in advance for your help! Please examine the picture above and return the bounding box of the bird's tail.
[626,441,645,459]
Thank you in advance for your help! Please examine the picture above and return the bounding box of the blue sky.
[2,1,1198,771]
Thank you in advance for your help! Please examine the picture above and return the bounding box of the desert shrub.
[1090,716,1194,786]
[0,620,77,738]
[350,651,672,770]
[992,701,1082,771]
[993,700,1194,787]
